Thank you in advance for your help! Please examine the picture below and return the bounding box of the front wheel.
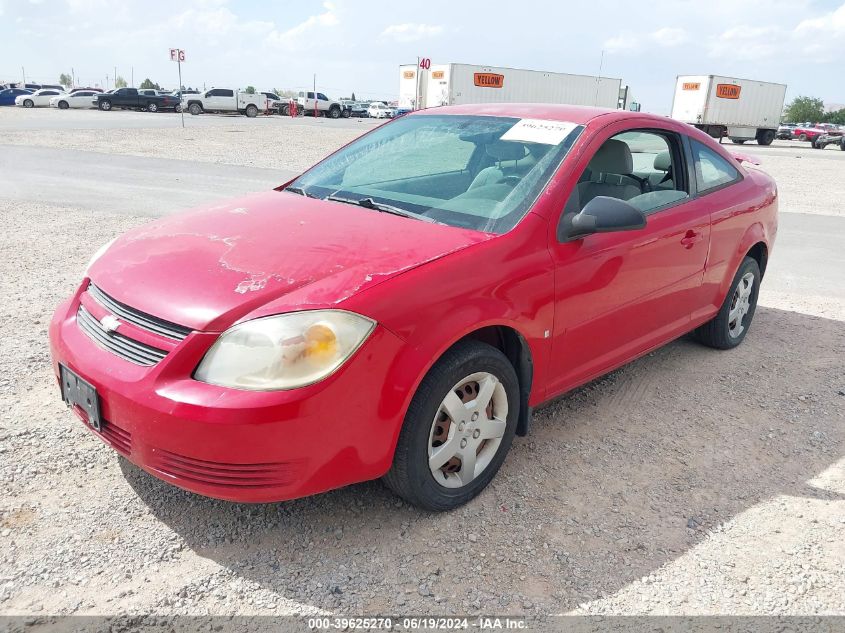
[58,101,69,110]
[693,256,761,349]
[99,100,112,111]
[23,99,34,108]
[383,340,519,511]
[798,133,808,142]
[174,104,182,113]
[188,103,202,115]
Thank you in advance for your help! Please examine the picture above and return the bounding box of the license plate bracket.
[59,363,102,431]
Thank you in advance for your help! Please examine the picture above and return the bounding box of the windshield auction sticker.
[500,119,577,145]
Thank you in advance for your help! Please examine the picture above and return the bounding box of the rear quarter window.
[692,140,742,194]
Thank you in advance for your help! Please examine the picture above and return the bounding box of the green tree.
[784,96,825,123]
[351,91,356,101]
[244,85,256,94]
[114,75,127,89]
[823,108,845,125]
[139,78,161,90]
[59,73,72,88]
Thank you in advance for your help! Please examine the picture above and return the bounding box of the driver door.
[545,122,711,397]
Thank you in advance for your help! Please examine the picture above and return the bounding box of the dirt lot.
[0,108,843,618]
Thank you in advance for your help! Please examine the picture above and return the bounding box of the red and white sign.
[169,48,186,62]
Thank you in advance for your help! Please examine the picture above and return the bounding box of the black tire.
[58,100,69,110]
[340,108,350,118]
[729,137,746,144]
[328,105,340,119]
[188,103,202,115]
[383,340,519,511]
[798,133,808,142]
[840,138,845,151]
[813,139,824,149]
[245,104,258,118]
[146,102,158,113]
[693,256,761,350]
[23,99,34,108]
[99,100,111,111]
[757,130,775,146]
[174,104,182,113]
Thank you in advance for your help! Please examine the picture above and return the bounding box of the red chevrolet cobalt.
[50,105,777,510]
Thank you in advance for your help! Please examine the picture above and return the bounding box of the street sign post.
[170,48,186,128]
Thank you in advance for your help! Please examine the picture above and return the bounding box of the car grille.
[151,449,298,490]
[88,283,191,341]
[77,305,168,366]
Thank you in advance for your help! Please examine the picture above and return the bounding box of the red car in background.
[50,104,778,510]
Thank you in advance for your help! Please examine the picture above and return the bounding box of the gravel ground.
[0,110,843,619]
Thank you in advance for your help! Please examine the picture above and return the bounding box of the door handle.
[680,230,703,249]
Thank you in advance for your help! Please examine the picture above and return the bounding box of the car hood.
[89,190,494,332]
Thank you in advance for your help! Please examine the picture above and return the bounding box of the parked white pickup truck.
[296,91,348,118]
[183,88,265,117]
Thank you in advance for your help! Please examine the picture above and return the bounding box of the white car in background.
[15,88,63,108]
[367,102,394,119]
[50,90,98,109]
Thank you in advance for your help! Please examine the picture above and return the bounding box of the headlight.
[194,310,376,391]
[85,237,117,274]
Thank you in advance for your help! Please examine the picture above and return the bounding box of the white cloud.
[604,26,687,53]
[380,23,444,43]
[708,25,781,60]
[650,27,687,47]
[265,1,339,49]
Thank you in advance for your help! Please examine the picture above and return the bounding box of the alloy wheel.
[728,272,755,338]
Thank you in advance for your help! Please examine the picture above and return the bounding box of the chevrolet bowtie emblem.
[99,314,121,333]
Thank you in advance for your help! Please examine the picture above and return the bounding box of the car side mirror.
[569,196,646,238]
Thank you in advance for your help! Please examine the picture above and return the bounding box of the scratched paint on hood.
[88,190,494,332]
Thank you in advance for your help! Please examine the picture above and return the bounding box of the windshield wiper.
[326,195,441,224]
[283,186,319,198]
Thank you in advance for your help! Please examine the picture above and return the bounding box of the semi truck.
[399,63,622,110]
[670,75,787,145]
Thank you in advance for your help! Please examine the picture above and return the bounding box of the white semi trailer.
[670,75,787,145]
[399,63,622,110]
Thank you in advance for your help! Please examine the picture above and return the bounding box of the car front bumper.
[48,285,407,503]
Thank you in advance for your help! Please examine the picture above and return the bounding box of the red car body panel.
[49,104,778,503]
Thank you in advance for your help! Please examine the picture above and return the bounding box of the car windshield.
[289,114,582,234]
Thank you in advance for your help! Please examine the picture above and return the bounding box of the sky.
[1,0,844,113]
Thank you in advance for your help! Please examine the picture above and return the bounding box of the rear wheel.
[798,133,808,142]
[341,108,350,118]
[245,104,258,118]
[58,100,69,109]
[693,256,761,349]
[756,130,775,146]
[383,340,519,511]
[146,102,158,113]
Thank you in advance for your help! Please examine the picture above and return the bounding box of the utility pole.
[176,53,184,128]
[106,74,109,89]
[594,49,605,107]
[414,57,420,110]
[71,67,75,88]
[131,66,134,88]
[313,73,317,118]
[114,66,117,87]
[21,66,25,88]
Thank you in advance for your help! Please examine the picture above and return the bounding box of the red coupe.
[50,104,777,510]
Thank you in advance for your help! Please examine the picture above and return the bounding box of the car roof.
[412,103,667,126]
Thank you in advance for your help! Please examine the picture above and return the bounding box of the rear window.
[691,140,741,193]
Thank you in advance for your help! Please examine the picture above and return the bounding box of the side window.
[562,129,689,219]
[318,93,328,101]
[691,140,741,193]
